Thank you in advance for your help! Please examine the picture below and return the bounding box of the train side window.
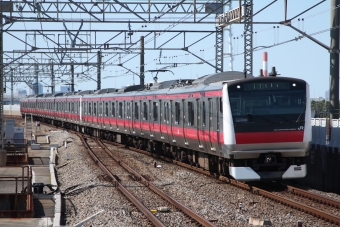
[94,103,97,115]
[202,101,206,128]
[105,103,108,116]
[134,102,139,120]
[112,102,116,117]
[119,102,123,118]
[175,102,180,124]
[143,102,148,120]
[89,103,92,115]
[188,102,194,126]
[153,102,158,121]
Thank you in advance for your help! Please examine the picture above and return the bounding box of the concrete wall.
[3,105,21,116]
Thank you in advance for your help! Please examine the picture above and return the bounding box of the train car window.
[119,102,123,118]
[89,103,92,115]
[153,102,158,121]
[202,101,206,128]
[188,102,194,126]
[134,102,139,120]
[175,102,180,124]
[112,102,116,117]
[105,103,108,116]
[94,103,97,115]
[143,102,148,120]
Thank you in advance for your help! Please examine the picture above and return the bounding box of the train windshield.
[228,80,306,126]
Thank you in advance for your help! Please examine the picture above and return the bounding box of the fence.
[298,118,340,194]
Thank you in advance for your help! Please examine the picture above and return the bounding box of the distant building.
[29,81,44,95]
[15,89,27,97]
[325,90,329,100]
[60,86,70,92]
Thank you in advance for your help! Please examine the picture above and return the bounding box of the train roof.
[20,71,269,100]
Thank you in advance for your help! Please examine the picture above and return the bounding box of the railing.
[0,166,34,218]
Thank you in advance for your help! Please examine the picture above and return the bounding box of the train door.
[170,100,175,144]
[88,102,92,125]
[201,100,211,151]
[111,101,117,130]
[151,101,160,139]
[117,101,123,132]
[160,100,167,141]
[182,99,188,146]
[125,101,132,134]
[108,101,112,129]
[103,101,108,128]
[131,101,135,134]
[133,101,141,136]
[142,101,148,137]
[171,100,185,146]
[207,98,213,150]
[147,100,152,137]
[196,99,203,149]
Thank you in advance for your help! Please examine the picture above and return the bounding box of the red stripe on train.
[235,131,304,144]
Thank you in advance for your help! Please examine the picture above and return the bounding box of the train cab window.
[153,102,158,121]
[105,103,108,116]
[202,101,206,128]
[119,102,123,118]
[175,102,180,124]
[112,102,116,117]
[94,103,97,115]
[188,102,194,126]
[143,102,148,120]
[134,102,139,120]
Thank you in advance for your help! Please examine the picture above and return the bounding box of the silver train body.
[20,71,311,181]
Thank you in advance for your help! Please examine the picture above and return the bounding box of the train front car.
[222,77,311,181]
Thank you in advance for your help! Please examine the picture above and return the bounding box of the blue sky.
[3,0,332,98]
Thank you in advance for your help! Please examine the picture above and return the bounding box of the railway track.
[103,140,340,226]
[78,133,217,227]
[32,120,340,225]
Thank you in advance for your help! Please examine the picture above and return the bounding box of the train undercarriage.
[30,115,306,181]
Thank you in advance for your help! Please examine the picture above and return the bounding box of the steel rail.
[284,184,340,209]
[104,140,340,225]
[78,134,166,227]
[97,139,217,227]
[32,122,340,225]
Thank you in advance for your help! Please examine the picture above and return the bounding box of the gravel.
[38,122,339,227]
